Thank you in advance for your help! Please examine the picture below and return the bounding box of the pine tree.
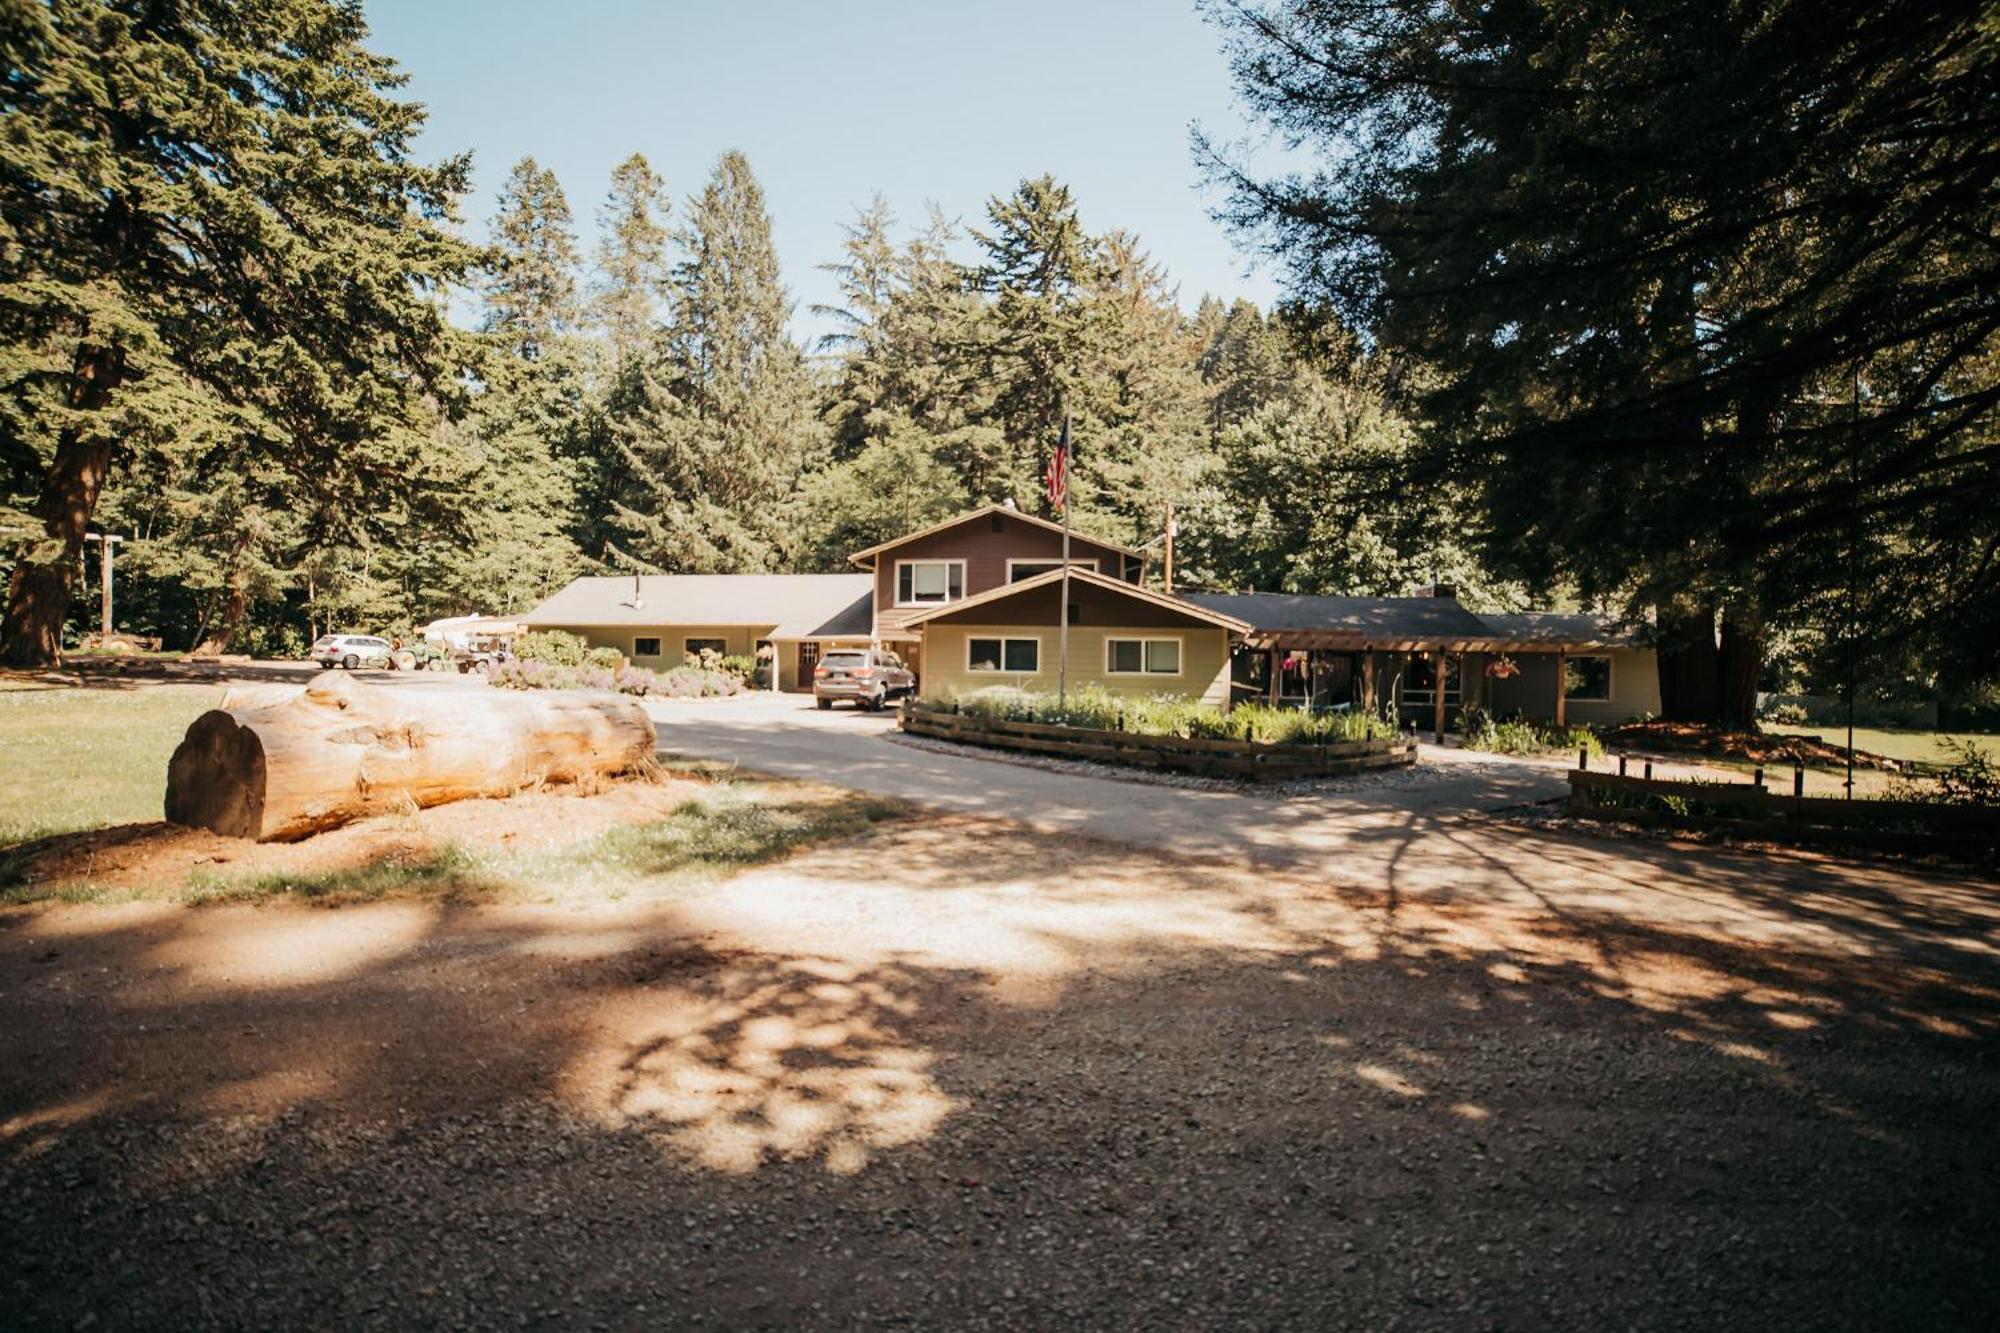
[607,151,825,572]
[0,0,479,665]
[591,154,671,369]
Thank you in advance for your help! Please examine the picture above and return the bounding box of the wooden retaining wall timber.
[1566,767,1999,858]
[901,705,1417,780]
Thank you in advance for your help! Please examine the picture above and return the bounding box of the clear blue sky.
[362,0,1277,344]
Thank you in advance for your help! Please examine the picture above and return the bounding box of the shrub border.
[902,702,1417,781]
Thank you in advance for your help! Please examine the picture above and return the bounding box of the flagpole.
[1058,409,1072,712]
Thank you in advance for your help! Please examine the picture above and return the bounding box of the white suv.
[311,634,394,670]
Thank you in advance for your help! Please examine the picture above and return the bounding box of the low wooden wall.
[1567,768,1999,859]
[902,704,1417,781]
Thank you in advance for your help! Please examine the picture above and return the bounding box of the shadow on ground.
[1,814,1996,1330]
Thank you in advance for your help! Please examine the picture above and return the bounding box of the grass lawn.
[1762,723,2000,767]
[0,684,221,846]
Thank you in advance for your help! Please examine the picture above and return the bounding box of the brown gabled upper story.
[847,503,1145,641]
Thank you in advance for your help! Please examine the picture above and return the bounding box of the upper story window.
[1006,558,1097,582]
[895,559,964,606]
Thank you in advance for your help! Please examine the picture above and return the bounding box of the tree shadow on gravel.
[1,818,1996,1331]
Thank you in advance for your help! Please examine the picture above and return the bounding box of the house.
[1183,590,1659,731]
[519,572,874,690]
[843,503,1247,702]
[519,506,1659,727]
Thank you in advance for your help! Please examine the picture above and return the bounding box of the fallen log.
[166,672,656,841]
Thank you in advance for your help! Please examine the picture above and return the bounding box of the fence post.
[1578,746,1589,771]
[1794,765,1805,799]
[1753,765,1765,789]
[1644,760,1653,780]
[1618,754,1628,777]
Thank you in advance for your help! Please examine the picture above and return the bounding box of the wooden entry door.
[797,641,820,687]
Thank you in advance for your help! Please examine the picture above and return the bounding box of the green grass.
[1762,723,2000,767]
[0,685,221,846]
[2,785,906,908]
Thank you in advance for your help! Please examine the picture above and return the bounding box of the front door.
[797,641,819,689]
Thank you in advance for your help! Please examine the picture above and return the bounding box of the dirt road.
[4,802,1996,1330]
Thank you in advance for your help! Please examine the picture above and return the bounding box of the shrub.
[1459,706,1602,757]
[1767,702,1809,726]
[919,689,1397,745]
[515,630,589,666]
[1890,740,2000,807]
[718,653,758,683]
[583,645,626,670]
[487,657,744,699]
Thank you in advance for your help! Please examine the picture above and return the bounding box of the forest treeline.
[3,0,1993,723]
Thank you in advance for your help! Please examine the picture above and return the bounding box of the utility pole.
[84,533,124,638]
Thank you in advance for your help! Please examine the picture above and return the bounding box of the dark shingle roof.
[1184,593,1495,640]
[1183,593,1644,649]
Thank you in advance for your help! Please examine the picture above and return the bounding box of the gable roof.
[521,573,874,634]
[1183,592,1647,650]
[896,567,1253,633]
[845,503,1144,565]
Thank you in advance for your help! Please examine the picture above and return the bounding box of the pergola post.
[1361,653,1376,714]
[1267,647,1283,706]
[1555,649,1568,727]
[1432,648,1447,742]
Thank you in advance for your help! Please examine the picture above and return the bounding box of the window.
[1564,655,1612,702]
[684,637,728,659]
[1401,654,1463,705]
[968,636,1039,673]
[1106,637,1181,676]
[632,636,662,657]
[1006,558,1097,582]
[895,559,964,605]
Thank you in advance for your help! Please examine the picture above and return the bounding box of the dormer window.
[895,559,964,606]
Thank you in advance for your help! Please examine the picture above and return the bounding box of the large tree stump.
[166,672,657,841]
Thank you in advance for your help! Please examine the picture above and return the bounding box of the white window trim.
[893,557,967,607]
[632,635,663,657]
[1563,654,1614,703]
[1005,557,1098,583]
[1104,635,1185,678]
[965,633,1042,674]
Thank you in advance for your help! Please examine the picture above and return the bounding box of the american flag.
[1044,416,1070,511]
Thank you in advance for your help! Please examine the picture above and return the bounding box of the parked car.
[310,634,394,670]
[812,648,914,711]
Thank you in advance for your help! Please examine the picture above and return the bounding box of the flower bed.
[904,694,1415,782]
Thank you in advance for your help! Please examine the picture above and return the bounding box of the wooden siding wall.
[1481,648,1661,723]
[922,623,1232,708]
[871,513,1136,633]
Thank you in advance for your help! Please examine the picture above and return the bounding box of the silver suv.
[311,634,394,670]
[812,649,914,711]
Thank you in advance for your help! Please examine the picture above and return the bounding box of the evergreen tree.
[483,158,581,358]
[1204,0,2000,721]
[0,0,479,665]
[607,151,825,572]
[590,154,672,369]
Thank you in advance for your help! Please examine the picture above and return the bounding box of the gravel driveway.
[4,696,1996,1331]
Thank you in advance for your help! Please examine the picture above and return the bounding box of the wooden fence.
[901,704,1417,781]
[1567,765,1999,859]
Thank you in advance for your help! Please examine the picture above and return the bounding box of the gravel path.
[4,803,1996,1331]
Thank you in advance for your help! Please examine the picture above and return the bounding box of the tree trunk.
[1717,607,1764,731]
[165,673,657,841]
[192,555,250,657]
[0,345,126,668]
[1655,600,1721,722]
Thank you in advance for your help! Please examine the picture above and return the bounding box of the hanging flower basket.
[1486,654,1520,680]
